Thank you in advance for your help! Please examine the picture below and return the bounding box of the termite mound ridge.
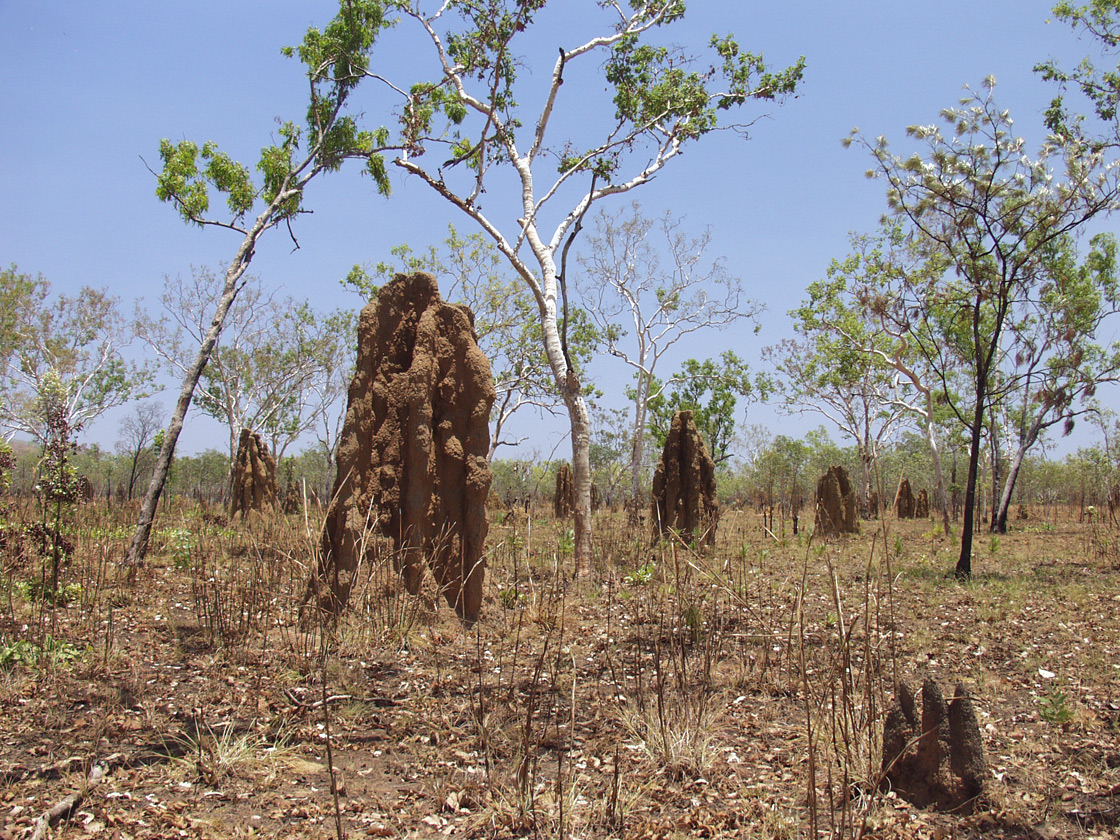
[895,477,916,519]
[915,487,930,519]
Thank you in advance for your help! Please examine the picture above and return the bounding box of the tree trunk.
[125,247,257,565]
[924,411,951,536]
[858,441,873,518]
[127,451,140,502]
[570,390,594,572]
[628,373,649,527]
[993,410,1044,534]
[487,388,516,461]
[988,413,1003,531]
[534,270,593,575]
[956,399,986,579]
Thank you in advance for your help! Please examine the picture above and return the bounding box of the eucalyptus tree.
[847,79,1120,577]
[0,273,152,447]
[816,223,957,533]
[988,233,1120,532]
[0,266,48,387]
[116,400,165,502]
[646,352,760,467]
[766,248,916,517]
[577,204,760,521]
[588,404,632,508]
[371,0,804,571]
[127,2,400,564]
[137,268,354,465]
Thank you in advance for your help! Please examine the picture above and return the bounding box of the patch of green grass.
[0,635,86,671]
[14,579,83,605]
[625,559,657,585]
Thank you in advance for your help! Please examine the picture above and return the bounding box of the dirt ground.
[1,502,1119,839]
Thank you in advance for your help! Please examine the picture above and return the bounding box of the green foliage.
[556,527,575,557]
[588,404,633,505]
[0,278,152,446]
[625,559,657,585]
[1037,0,1120,139]
[165,528,196,570]
[498,586,521,609]
[0,265,49,376]
[155,0,396,230]
[0,635,85,671]
[491,458,539,506]
[1039,686,1074,726]
[601,22,803,163]
[0,440,12,496]
[850,80,1120,574]
[14,579,83,606]
[764,221,944,505]
[747,432,811,509]
[647,351,760,464]
[165,449,231,503]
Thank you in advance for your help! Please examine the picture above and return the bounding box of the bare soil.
[1,502,1119,839]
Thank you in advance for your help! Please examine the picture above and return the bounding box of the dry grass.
[0,497,1117,838]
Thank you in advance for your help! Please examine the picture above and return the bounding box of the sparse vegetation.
[0,496,1115,838]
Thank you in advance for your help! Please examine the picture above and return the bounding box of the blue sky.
[1,1,1114,458]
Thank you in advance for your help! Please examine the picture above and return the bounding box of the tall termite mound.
[814,465,858,535]
[895,477,916,519]
[311,272,495,623]
[76,475,95,504]
[915,488,930,519]
[650,410,719,547]
[230,429,278,517]
[554,463,573,518]
[881,679,986,814]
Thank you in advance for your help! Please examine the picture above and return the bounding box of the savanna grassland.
[1,498,1119,840]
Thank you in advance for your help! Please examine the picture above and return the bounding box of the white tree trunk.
[569,390,594,572]
[925,410,951,536]
[535,268,593,574]
[628,374,650,526]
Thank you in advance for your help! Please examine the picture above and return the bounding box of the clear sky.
[0,1,1114,459]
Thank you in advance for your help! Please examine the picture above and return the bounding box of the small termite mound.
[814,465,859,536]
[554,462,573,519]
[229,429,278,517]
[881,679,986,814]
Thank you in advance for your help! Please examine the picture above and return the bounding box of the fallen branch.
[28,754,121,840]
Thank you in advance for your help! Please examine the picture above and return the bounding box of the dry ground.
[1,500,1119,839]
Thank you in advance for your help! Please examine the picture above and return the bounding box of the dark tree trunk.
[126,237,260,565]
